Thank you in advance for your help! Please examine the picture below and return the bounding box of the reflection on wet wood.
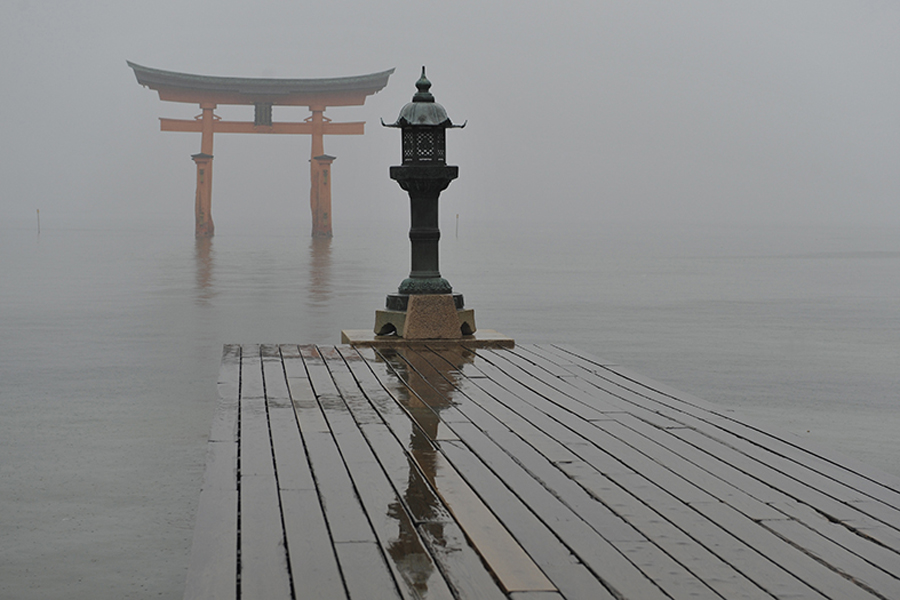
[184,343,900,599]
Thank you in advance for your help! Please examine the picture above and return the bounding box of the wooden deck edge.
[341,328,515,348]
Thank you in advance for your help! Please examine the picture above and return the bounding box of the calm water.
[1,217,898,598]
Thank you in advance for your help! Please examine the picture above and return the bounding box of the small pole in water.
[37,209,40,234]
[456,213,459,238]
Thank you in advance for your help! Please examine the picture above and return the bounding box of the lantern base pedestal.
[341,328,514,349]
[387,292,464,311]
[373,294,475,339]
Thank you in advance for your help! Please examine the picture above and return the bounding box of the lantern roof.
[383,67,465,128]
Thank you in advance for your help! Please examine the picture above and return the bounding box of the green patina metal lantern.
[381,67,466,314]
[348,67,511,343]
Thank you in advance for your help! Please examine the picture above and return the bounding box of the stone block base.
[341,329,515,349]
[374,294,475,339]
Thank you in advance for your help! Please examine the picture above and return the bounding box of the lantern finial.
[413,66,434,103]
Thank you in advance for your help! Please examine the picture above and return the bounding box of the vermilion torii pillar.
[128,61,393,237]
[311,154,336,237]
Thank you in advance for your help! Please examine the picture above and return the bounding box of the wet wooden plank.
[415,347,599,462]
[468,351,716,503]
[210,344,241,442]
[361,348,562,596]
[549,346,899,503]
[239,395,273,478]
[303,431,375,544]
[410,351,648,547]
[563,461,823,599]
[268,405,314,491]
[488,426,770,600]
[184,347,240,600]
[768,500,900,579]
[240,474,292,599]
[507,344,577,379]
[697,500,882,598]
[240,344,264,399]
[537,348,900,538]
[734,441,900,525]
[543,343,619,367]
[340,456,455,600]
[436,439,622,600]
[491,347,693,433]
[345,347,451,442]
[335,541,402,600]
[373,347,474,426]
[317,347,458,600]
[319,346,383,426]
[236,344,292,597]
[535,346,735,425]
[360,421,454,521]
[265,347,317,492]
[605,413,789,519]
[477,349,619,419]
[674,417,900,528]
[540,358,900,596]
[182,488,237,600]
[261,344,290,404]
[613,540,724,600]
[448,423,705,600]
[279,488,346,600]
[568,377,688,430]
[480,354,696,480]
[397,347,525,435]
[465,347,858,599]
[425,442,556,593]
[770,433,900,500]
[285,366,331,434]
[760,517,900,598]
[671,428,889,527]
[416,520,510,600]
[201,348,241,490]
[188,342,900,599]
[508,593,566,600]
[300,344,341,398]
[338,349,509,600]
[198,440,237,494]
[563,463,772,600]
[278,344,304,375]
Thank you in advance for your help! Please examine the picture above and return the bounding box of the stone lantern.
[374,67,475,339]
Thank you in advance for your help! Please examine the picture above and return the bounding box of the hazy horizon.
[2,1,900,235]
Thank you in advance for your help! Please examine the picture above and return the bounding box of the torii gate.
[128,61,393,237]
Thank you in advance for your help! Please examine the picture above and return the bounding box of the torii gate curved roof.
[127,61,394,106]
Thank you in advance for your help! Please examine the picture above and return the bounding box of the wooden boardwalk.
[184,343,900,600]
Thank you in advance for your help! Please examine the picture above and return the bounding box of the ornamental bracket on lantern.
[341,67,513,348]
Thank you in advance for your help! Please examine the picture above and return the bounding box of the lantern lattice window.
[403,128,446,163]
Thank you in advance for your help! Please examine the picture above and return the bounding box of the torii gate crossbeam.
[128,61,393,237]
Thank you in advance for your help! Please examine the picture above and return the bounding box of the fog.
[2,1,899,234]
[3,6,900,597]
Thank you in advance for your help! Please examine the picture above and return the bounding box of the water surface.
[1,217,897,598]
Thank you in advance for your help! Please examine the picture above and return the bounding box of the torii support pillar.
[311,154,335,238]
[192,101,216,237]
[192,153,214,237]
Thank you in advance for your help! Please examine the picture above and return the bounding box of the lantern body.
[378,68,469,332]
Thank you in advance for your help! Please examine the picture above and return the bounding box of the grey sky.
[2,1,899,232]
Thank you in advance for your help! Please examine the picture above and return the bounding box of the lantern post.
[374,68,475,339]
